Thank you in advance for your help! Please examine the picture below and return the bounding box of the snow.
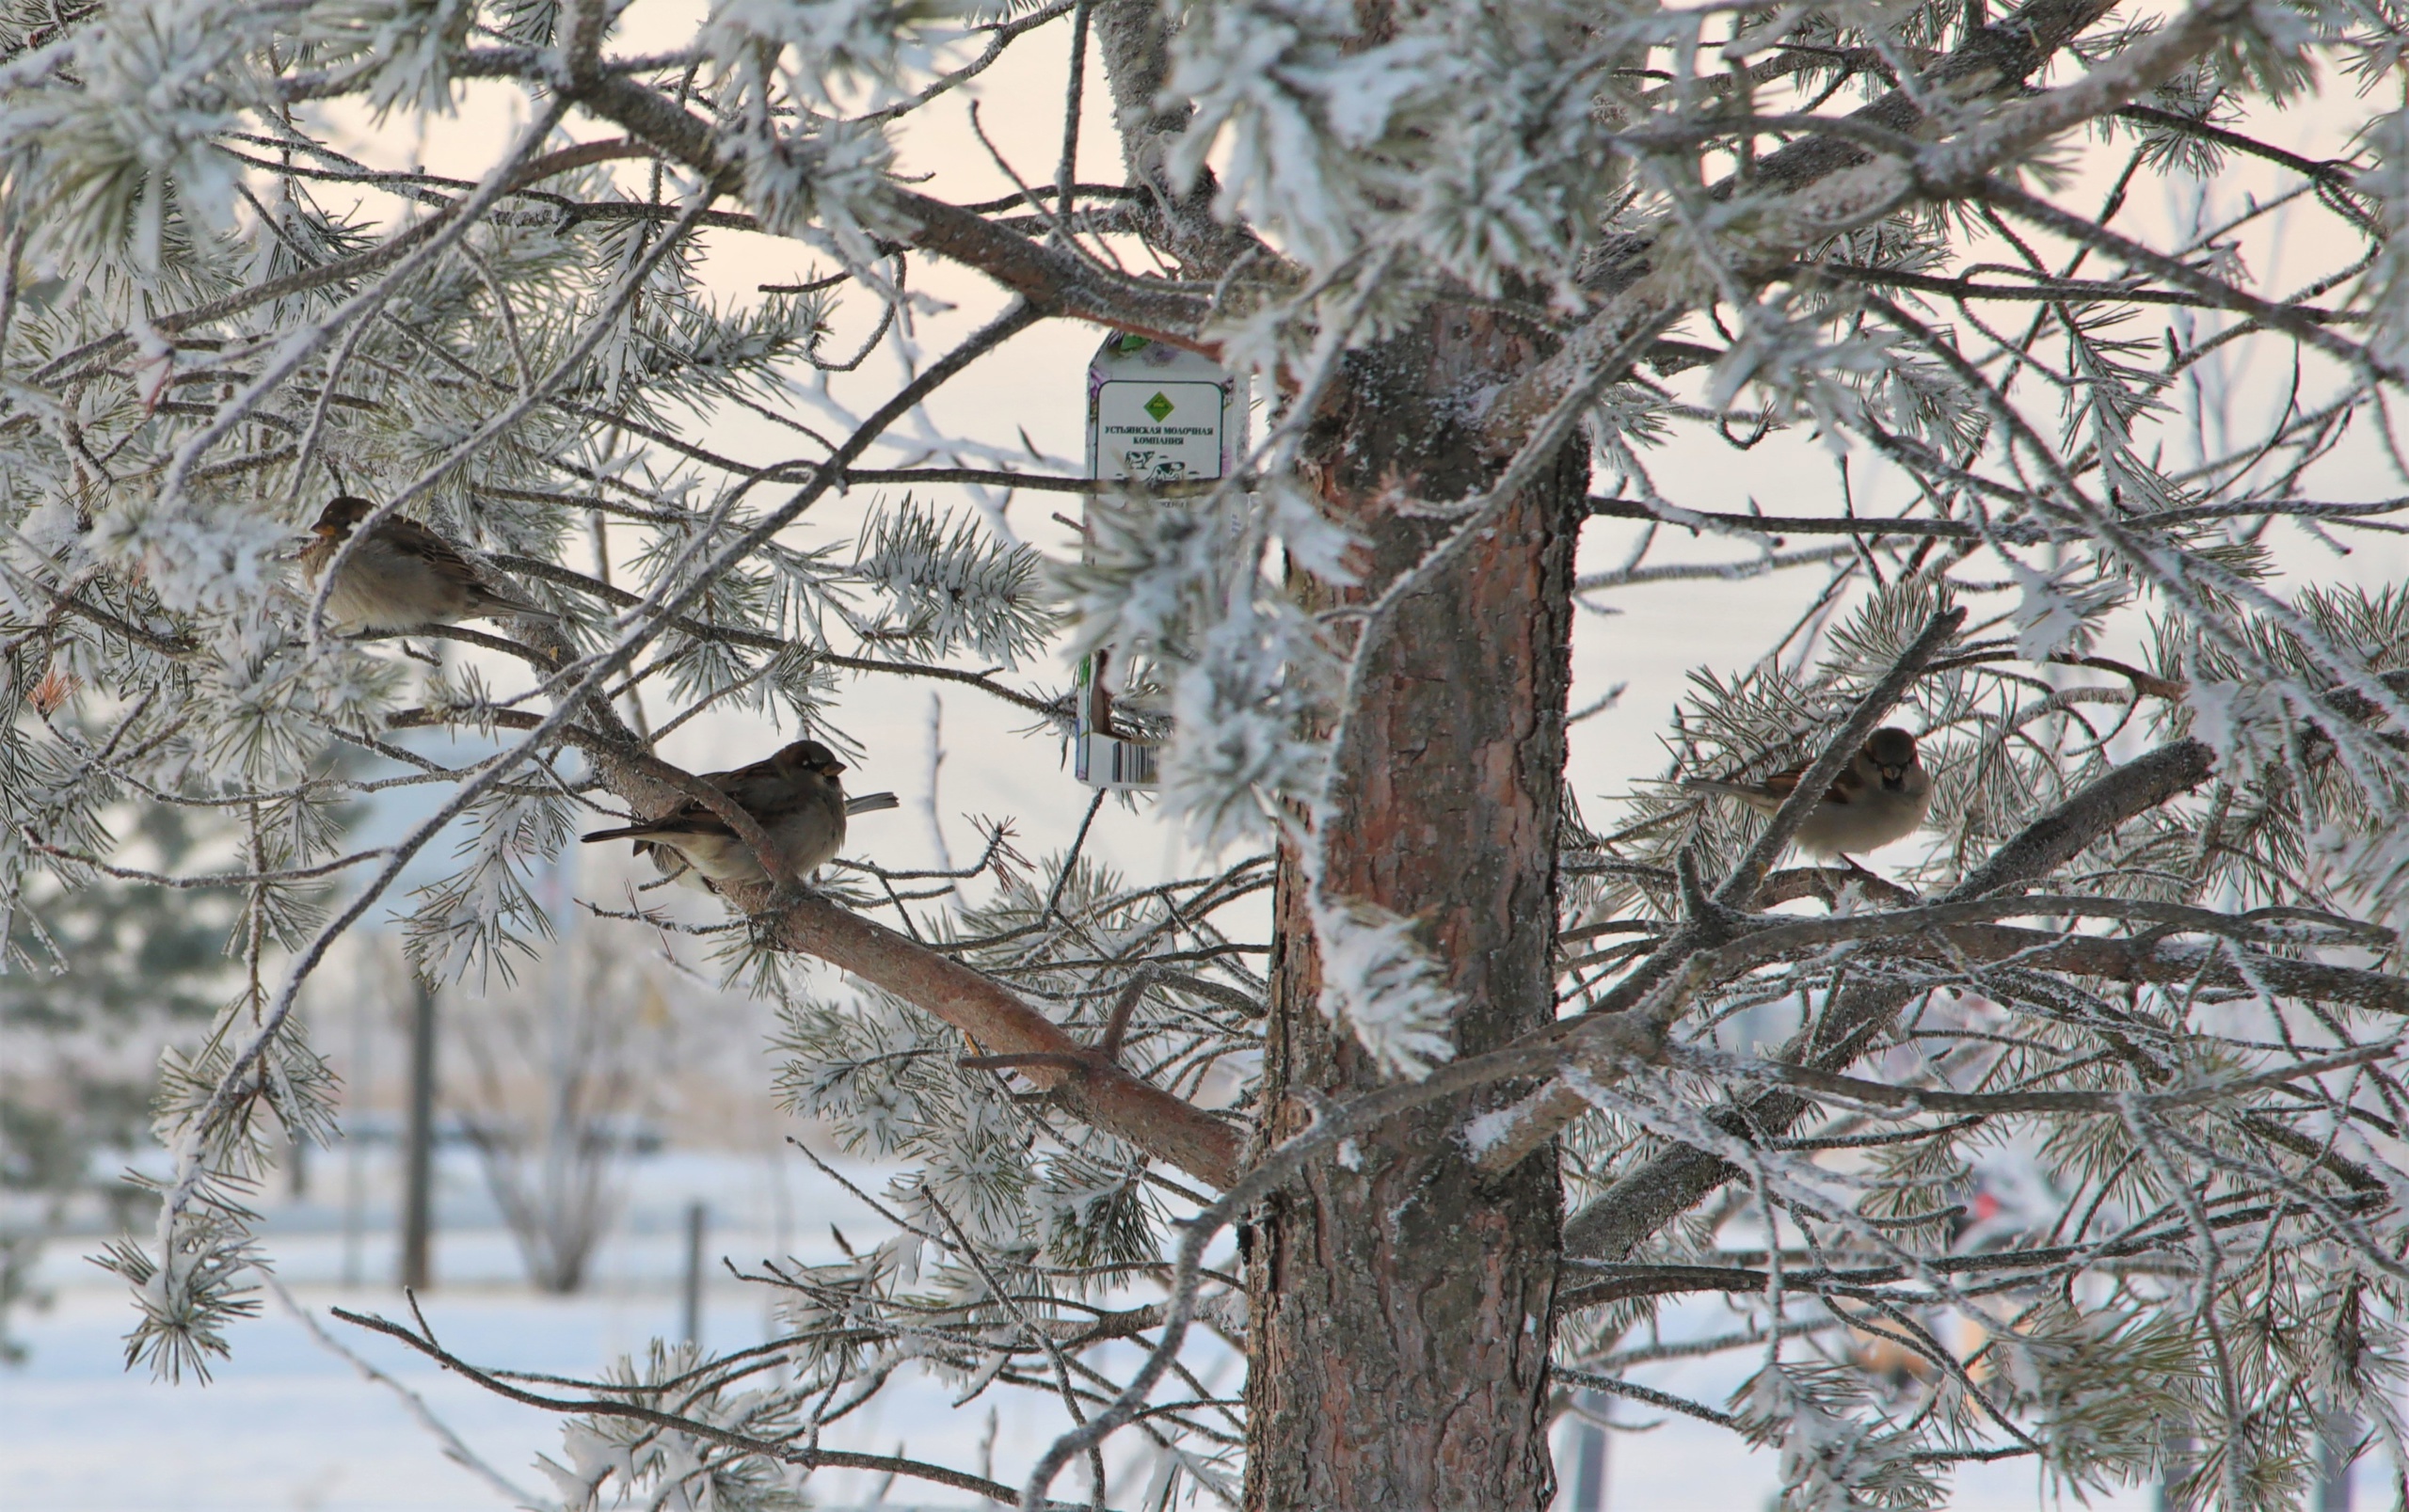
[9,1289,616,1512]
[1,1144,2240,1510]
[3,1148,1231,1511]
[6,1281,2178,1512]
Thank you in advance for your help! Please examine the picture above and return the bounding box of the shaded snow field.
[0,1146,2309,1511]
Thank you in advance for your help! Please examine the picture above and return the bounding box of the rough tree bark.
[1243,310,1583,1511]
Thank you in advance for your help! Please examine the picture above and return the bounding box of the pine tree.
[3,0,2407,1505]
[2,800,238,1358]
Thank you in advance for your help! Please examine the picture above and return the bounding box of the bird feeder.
[1076,334,1249,789]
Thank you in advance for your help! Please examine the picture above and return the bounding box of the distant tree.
[455,903,675,1294]
[1,797,239,1358]
[2,0,2406,1507]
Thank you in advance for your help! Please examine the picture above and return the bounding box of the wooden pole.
[399,975,438,1292]
[680,1201,707,1347]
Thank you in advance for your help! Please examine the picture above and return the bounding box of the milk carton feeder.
[1077,334,1249,789]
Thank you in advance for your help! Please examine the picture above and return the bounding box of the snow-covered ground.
[0,1144,2366,1511]
[0,1284,2193,1512]
[6,1144,1236,1511]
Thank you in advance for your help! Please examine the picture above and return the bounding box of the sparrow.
[1683,726,1932,859]
[297,495,557,632]
[579,739,897,894]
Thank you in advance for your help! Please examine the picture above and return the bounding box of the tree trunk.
[1244,310,1581,1510]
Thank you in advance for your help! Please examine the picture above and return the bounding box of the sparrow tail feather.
[1683,778,1764,798]
[483,596,560,621]
[580,824,655,843]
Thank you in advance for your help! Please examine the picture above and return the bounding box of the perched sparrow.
[297,496,556,632]
[1683,726,1932,859]
[580,739,893,893]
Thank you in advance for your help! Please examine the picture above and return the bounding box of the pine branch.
[483,553,1068,718]
[28,138,650,387]
[327,1306,1090,1510]
[1559,736,2224,1263]
[1975,178,2397,383]
[1716,1040,2397,1117]
[1557,1191,2386,1313]
[1487,0,2219,454]
[754,887,1244,1188]
[1806,258,2362,318]
[560,69,1220,346]
[1468,608,1965,1175]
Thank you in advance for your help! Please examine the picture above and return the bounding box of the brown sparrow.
[580,740,892,893]
[1683,726,1932,859]
[297,496,556,632]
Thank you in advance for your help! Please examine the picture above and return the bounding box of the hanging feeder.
[1076,334,1249,789]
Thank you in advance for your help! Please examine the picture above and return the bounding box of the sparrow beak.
[823,760,847,776]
